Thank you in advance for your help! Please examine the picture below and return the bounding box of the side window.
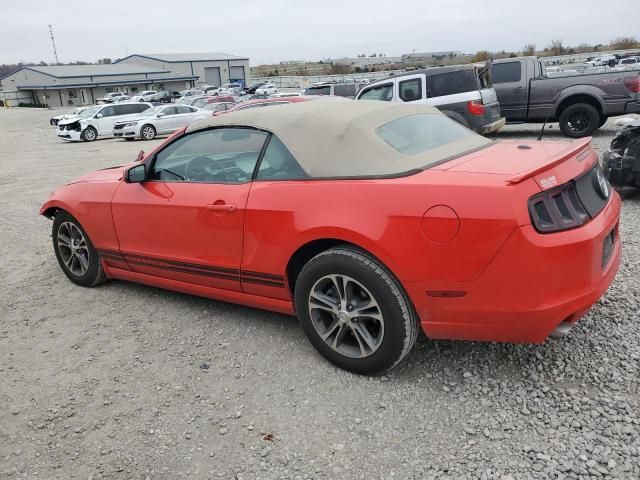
[161,106,177,115]
[357,83,393,101]
[256,135,308,180]
[333,84,356,97]
[428,71,478,97]
[175,106,194,114]
[151,128,268,184]
[100,106,116,117]
[398,78,423,102]
[491,62,522,83]
[114,104,133,115]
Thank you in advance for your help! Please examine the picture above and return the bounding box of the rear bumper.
[624,102,640,114]
[477,117,506,134]
[406,193,621,343]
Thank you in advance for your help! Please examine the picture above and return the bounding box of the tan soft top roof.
[187,100,491,177]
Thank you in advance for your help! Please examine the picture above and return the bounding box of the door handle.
[206,202,236,212]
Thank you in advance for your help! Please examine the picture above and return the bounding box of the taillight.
[624,76,640,93]
[467,100,485,116]
[528,182,589,233]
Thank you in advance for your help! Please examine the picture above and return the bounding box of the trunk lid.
[436,138,597,189]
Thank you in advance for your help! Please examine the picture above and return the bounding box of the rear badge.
[539,175,558,190]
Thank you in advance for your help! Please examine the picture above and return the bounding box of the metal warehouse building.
[0,52,249,108]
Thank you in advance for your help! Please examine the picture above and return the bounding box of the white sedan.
[255,84,278,95]
[130,90,158,102]
[112,105,210,141]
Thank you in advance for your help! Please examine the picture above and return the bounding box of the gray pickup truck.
[491,57,640,137]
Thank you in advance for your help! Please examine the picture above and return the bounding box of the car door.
[490,61,527,121]
[155,106,180,134]
[110,127,270,292]
[95,105,117,135]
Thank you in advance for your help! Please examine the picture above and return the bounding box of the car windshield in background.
[78,106,100,118]
[376,113,489,158]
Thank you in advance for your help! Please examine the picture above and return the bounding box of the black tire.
[558,103,599,138]
[598,115,609,128]
[140,124,156,140]
[294,247,419,375]
[52,211,107,287]
[81,126,97,142]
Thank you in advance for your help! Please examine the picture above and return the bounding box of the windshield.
[78,106,101,118]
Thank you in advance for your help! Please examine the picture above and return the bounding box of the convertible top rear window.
[376,113,488,158]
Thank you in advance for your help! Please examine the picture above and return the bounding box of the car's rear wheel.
[294,247,418,375]
[559,103,599,138]
[141,124,156,140]
[52,211,107,287]
[81,126,97,142]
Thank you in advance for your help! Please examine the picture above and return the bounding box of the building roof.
[115,52,249,63]
[18,64,169,78]
[186,100,490,177]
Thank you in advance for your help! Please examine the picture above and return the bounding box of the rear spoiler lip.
[506,137,593,185]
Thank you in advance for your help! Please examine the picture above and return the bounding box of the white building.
[0,52,249,108]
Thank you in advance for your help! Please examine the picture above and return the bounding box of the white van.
[56,103,153,142]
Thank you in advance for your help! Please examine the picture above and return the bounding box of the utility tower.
[48,24,59,64]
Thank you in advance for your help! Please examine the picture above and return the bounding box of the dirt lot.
[1,108,639,480]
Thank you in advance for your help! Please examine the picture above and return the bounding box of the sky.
[1,0,638,65]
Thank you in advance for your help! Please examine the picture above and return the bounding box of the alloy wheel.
[308,274,384,358]
[57,222,90,277]
[567,111,591,135]
[142,126,155,140]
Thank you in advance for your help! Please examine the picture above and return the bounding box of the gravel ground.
[1,108,639,480]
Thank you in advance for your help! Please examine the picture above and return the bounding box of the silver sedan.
[112,105,210,141]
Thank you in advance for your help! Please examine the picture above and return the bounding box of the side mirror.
[157,112,166,118]
[96,113,103,118]
[136,150,145,162]
[125,164,146,183]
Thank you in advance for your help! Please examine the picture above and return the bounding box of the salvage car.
[56,103,153,142]
[50,106,93,126]
[603,117,640,197]
[355,65,505,135]
[491,57,640,137]
[41,101,621,375]
[112,104,210,140]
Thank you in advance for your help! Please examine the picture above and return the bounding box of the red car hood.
[67,165,131,184]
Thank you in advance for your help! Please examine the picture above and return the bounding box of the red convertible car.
[41,101,621,374]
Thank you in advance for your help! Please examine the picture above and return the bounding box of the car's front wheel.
[140,124,156,140]
[52,211,107,287]
[294,247,418,375]
[81,126,97,142]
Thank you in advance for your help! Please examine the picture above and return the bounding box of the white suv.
[56,103,153,142]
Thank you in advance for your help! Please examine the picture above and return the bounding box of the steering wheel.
[184,156,227,183]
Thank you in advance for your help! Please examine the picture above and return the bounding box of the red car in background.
[40,101,621,375]
[213,96,313,115]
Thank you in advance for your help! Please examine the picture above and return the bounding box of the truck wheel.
[559,103,599,138]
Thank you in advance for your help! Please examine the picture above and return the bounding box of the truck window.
[333,84,356,97]
[399,78,423,102]
[491,62,522,84]
[358,83,393,101]
[428,71,478,98]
